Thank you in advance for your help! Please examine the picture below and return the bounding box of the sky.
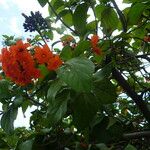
[0,0,48,49]
[0,0,129,128]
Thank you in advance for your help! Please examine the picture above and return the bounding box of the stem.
[123,131,150,139]
[47,1,78,35]
[111,0,127,32]
[24,92,47,109]
[112,69,150,124]
[37,30,47,45]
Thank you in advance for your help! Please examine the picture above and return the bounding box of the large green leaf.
[74,40,91,57]
[58,10,73,26]
[57,57,95,92]
[101,6,119,32]
[95,4,106,20]
[47,79,63,101]
[47,90,70,126]
[73,3,89,35]
[124,144,137,150]
[94,63,113,82]
[94,79,117,104]
[95,143,110,150]
[18,139,34,150]
[37,0,47,7]
[60,46,73,61]
[1,106,18,134]
[0,79,11,100]
[73,93,100,129]
[48,0,64,17]
[127,3,146,25]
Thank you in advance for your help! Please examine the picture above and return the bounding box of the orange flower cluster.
[62,36,74,47]
[1,40,40,86]
[90,35,102,55]
[34,44,62,71]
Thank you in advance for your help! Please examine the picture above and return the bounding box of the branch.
[136,54,150,62]
[112,69,150,124]
[47,1,78,35]
[111,0,127,32]
[123,131,150,139]
[24,93,47,109]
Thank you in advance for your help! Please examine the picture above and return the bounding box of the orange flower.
[91,35,99,47]
[34,44,53,64]
[90,35,102,55]
[1,40,40,86]
[0,54,2,62]
[47,55,63,71]
[92,47,102,55]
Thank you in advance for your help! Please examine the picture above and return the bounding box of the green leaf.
[48,0,64,16]
[86,21,97,32]
[1,106,18,134]
[57,57,95,92]
[74,40,91,57]
[18,139,34,150]
[60,46,73,61]
[123,0,149,3]
[58,10,73,26]
[13,96,23,108]
[94,63,113,82]
[127,3,146,25]
[44,30,53,40]
[47,79,63,101]
[38,64,49,78]
[91,116,111,143]
[47,90,69,126]
[124,144,137,150]
[73,3,89,35]
[95,5,106,20]
[37,0,47,7]
[101,6,119,32]
[94,79,117,104]
[73,93,100,129]
[0,79,11,100]
[95,143,110,150]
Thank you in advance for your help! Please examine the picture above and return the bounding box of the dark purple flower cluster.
[22,11,48,32]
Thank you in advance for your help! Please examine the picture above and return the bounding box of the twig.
[37,29,47,45]
[47,1,78,35]
[123,131,150,139]
[24,92,47,109]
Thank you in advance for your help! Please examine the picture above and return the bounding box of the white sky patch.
[0,0,9,10]
[0,17,4,23]
[14,106,37,128]
[115,0,130,10]
[9,17,22,35]
[11,0,49,17]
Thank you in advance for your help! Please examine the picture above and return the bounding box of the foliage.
[0,0,150,149]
